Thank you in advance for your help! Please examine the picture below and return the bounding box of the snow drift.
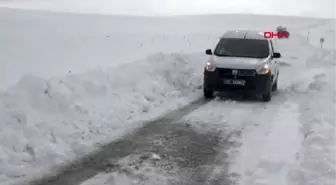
[0,52,206,183]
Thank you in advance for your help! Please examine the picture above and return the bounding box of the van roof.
[221,30,270,41]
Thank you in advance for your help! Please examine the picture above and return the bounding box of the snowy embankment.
[0,8,217,184]
[0,52,205,184]
[291,48,335,185]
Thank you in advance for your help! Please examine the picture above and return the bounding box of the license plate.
[223,79,245,86]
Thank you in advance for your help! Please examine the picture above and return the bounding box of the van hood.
[210,55,269,69]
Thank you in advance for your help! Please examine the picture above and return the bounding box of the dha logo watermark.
[264,32,289,39]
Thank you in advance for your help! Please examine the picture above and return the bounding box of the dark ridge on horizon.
[0,6,334,21]
[169,13,334,21]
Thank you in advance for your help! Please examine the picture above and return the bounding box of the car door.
[269,39,279,80]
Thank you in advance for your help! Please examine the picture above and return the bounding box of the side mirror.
[205,49,212,55]
[273,52,281,58]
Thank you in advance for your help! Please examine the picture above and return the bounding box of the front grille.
[216,68,256,77]
[238,70,256,76]
[217,68,232,76]
[215,68,258,91]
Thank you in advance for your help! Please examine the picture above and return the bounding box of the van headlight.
[205,61,216,72]
[256,64,270,74]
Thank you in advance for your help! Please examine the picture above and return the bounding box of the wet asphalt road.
[25,98,242,185]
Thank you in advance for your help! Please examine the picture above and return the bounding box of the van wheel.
[262,81,272,102]
[204,88,214,99]
[262,91,272,102]
[272,73,279,92]
[272,80,278,92]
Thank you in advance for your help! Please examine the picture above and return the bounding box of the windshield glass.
[214,38,270,58]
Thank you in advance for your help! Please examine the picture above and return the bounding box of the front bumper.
[203,68,272,94]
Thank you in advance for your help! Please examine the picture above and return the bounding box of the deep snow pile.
[0,52,205,183]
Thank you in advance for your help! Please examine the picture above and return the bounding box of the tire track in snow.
[79,105,251,185]
[25,97,213,185]
[237,101,302,185]
[154,91,291,185]
[170,124,247,185]
[25,86,295,185]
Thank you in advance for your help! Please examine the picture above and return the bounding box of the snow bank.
[0,52,206,184]
[238,36,336,184]
[289,51,335,185]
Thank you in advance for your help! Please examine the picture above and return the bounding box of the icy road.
[0,8,335,185]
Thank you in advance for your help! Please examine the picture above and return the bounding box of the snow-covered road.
[0,8,335,185]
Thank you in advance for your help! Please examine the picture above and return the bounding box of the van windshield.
[214,38,270,58]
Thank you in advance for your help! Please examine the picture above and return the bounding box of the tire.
[204,88,214,99]
[262,91,272,102]
[272,73,279,92]
[272,80,278,92]
[262,81,272,102]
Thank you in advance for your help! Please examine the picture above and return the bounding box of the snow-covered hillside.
[0,8,333,89]
[0,7,335,185]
